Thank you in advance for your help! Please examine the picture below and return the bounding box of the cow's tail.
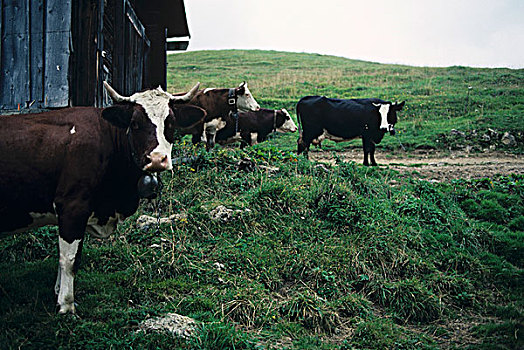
[296,103,303,137]
[296,102,308,155]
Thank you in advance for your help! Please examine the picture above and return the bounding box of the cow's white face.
[236,83,260,112]
[277,109,298,133]
[375,103,391,131]
[373,101,404,135]
[103,82,206,173]
[130,88,174,171]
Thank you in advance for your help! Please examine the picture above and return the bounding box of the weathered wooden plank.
[112,0,125,98]
[44,0,70,108]
[122,0,149,95]
[101,0,115,107]
[70,0,98,107]
[29,0,44,105]
[0,1,3,82]
[0,0,29,110]
[95,0,103,107]
[125,0,149,47]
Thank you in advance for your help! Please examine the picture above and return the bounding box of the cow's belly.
[217,132,241,145]
[313,129,355,144]
[0,209,123,238]
[218,132,258,145]
[0,211,58,235]
[204,118,227,134]
[86,213,124,238]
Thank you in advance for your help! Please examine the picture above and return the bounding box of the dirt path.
[309,148,524,182]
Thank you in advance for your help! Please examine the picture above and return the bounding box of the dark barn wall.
[0,0,71,110]
[71,0,151,107]
[121,1,150,96]
[135,0,190,90]
[70,0,98,107]
[0,0,189,112]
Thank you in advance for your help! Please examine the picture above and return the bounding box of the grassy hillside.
[168,50,524,153]
[0,51,522,349]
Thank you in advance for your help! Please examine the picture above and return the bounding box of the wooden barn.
[0,0,190,112]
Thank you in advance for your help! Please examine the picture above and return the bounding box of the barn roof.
[165,0,190,38]
[134,0,190,38]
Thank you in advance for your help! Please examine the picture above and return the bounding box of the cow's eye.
[130,120,140,130]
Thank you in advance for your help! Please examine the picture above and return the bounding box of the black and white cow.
[0,82,206,313]
[296,96,405,165]
[215,108,297,147]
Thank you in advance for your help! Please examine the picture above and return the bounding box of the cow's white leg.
[57,237,81,314]
[205,121,218,149]
[54,265,61,295]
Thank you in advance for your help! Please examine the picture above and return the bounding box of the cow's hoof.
[57,302,76,315]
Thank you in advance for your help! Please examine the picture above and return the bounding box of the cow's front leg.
[369,142,377,166]
[57,237,83,314]
[55,200,89,314]
[362,137,371,166]
[205,132,216,150]
[297,136,311,159]
[205,123,218,150]
[257,133,267,144]
[240,131,251,148]
[191,123,205,145]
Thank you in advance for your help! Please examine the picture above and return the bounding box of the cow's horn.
[170,82,200,102]
[103,81,131,102]
[372,103,381,107]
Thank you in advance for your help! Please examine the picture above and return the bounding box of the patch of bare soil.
[309,148,524,182]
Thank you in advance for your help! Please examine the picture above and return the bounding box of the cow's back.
[297,96,379,139]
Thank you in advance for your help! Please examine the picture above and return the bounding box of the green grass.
[1,51,523,349]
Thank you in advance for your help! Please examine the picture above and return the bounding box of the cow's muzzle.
[389,125,396,136]
[145,152,169,172]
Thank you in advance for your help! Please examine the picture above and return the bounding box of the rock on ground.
[138,313,197,338]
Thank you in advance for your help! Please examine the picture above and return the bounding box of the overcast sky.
[183,0,524,69]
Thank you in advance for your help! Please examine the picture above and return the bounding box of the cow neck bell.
[137,173,160,199]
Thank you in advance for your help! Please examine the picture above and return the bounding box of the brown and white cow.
[0,82,206,313]
[174,82,260,149]
[215,108,297,147]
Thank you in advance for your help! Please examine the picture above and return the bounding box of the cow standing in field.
[296,96,405,166]
[0,82,206,314]
[174,82,260,149]
[215,108,298,147]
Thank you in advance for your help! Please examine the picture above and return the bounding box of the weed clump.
[370,278,442,323]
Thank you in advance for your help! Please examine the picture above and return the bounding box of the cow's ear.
[101,103,135,128]
[236,82,246,95]
[394,101,405,110]
[173,104,207,128]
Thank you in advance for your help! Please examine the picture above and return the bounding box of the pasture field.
[167,50,524,154]
[1,50,523,349]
